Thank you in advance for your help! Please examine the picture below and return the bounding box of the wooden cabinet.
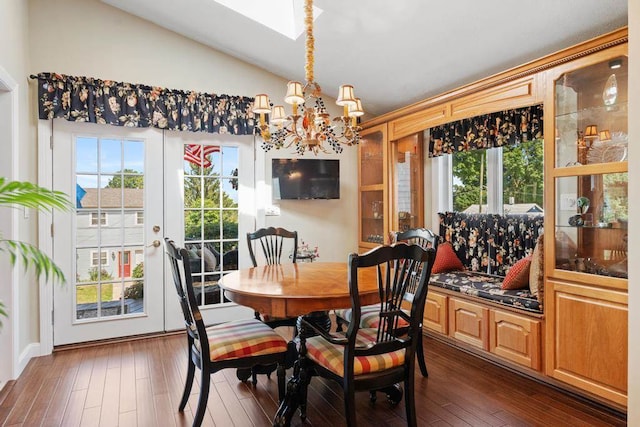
[424,291,447,334]
[545,280,627,406]
[544,44,628,408]
[489,310,541,371]
[358,124,389,252]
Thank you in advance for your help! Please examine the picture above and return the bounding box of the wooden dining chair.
[247,227,300,328]
[164,238,288,427]
[335,228,438,377]
[297,243,436,427]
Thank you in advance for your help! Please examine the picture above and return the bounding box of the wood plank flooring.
[0,333,625,426]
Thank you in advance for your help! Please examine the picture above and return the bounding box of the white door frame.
[38,120,56,355]
[0,65,21,384]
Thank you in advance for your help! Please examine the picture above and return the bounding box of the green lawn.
[76,284,114,304]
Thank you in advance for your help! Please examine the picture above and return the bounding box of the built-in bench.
[430,211,544,313]
[424,211,545,371]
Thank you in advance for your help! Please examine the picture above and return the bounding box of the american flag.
[184,144,220,168]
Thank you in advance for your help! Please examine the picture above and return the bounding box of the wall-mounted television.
[272,159,340,200]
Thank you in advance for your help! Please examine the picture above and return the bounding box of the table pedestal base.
[273,311,331,427]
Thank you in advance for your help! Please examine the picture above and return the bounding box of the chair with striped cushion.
[165,238,288,427]
[335,228,438,377]
[298,243,436,427]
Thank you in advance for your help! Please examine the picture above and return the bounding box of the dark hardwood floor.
[0,332,625,426]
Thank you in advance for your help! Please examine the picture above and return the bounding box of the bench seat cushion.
[430,271,541,314]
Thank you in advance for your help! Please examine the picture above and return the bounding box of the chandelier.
[252,0,364,155]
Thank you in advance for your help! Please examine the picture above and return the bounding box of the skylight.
[213,0,322,40]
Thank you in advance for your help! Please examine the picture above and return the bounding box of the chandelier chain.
[305,0,314,83]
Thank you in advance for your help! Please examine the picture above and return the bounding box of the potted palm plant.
[0,177,71,327]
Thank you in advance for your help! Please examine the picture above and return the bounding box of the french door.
[51,121,251,346]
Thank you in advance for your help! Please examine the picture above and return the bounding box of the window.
[183,143,239,306]
[91,250,109,267]
[449,139,544,214]
[135,211,144,225]
[90,212,107,226]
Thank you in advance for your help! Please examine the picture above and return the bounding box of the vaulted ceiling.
[101,0,628,116]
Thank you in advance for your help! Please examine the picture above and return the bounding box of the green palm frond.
[0,177,72,212]
[0,239,66,284]
[0,177,72,327]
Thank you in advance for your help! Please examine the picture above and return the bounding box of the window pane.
[503,140,544,214]
[452,149,487,213]
[76,137,98,173]
[100,138,122,174]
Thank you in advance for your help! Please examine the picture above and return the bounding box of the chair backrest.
[392,228,438,251]
[392,228,438,300]
[247,227,298,267]
[164,238,209,356]
[345,243,436,369]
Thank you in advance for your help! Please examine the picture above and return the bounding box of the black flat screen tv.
[272,159,340,200]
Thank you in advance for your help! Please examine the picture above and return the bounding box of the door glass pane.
[555,173,627,278]
[75,136,146,321]
[183,142,238,306]
[555,56,628,168]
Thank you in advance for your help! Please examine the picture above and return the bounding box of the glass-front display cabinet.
[552,52,628,281]
[358,124,388,251]
[391,133,423,232]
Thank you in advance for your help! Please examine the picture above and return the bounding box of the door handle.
[147,240,161,248]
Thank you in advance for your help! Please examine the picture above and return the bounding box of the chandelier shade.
[252,0,363,155]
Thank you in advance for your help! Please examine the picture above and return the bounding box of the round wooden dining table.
[218,262,380,318]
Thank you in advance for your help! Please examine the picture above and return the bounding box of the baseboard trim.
[17,343,41,378]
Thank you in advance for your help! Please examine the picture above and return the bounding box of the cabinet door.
[358,124,388,249]
[390,133,423,232]
[545,280,627,407]
[548,47,628,286]
[448,297,489,350]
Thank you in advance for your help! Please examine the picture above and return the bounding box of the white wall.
[627,0,638,423]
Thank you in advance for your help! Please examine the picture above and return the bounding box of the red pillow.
[501,256,532,290]
[432,242,465,274]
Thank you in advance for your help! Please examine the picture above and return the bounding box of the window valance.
[428,104,543,157]
[34,72,257,135]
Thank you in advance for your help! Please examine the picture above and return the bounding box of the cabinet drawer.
[424,291,447,334]
[448,297,488,350]
[489,310,541,371]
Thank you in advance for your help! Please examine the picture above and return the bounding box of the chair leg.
[404,367,417,427]
[193,368,211,427]
[179,348,196,411]
[276,363,286,402]
[343,382,357,427]
[416,331,428,377]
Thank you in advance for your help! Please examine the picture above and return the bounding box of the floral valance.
[35,72,257,135]
[428,104,543,157]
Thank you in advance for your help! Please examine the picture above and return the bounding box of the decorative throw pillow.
[529,234,544,306]
[432,242,465,274]
[501,256,531,290]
